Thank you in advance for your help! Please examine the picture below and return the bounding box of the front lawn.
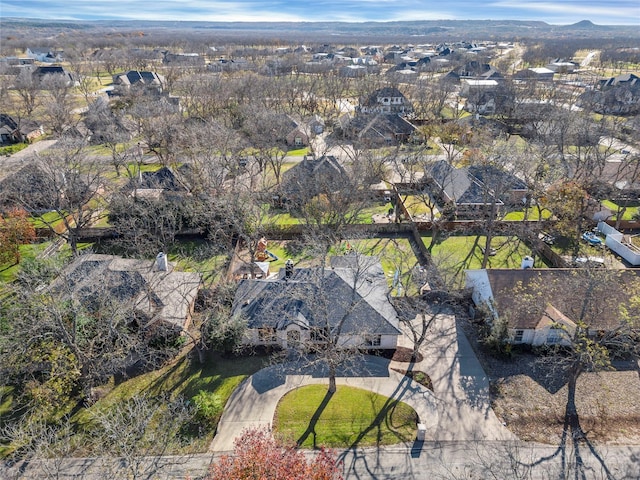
[273,385,418,448]
[71,353,268,455]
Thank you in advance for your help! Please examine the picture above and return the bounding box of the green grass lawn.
[30,211,67,230]
[70,353,268,454]
[601,200,639,221]
[401,195,437,219]
[357,202,393,223]
[422,235,546,288]
[503,207,553,221]
[286,147,309,157]
[167,240,230,286]
[0,242,52,283]
[335,238,420,295]
[273,385,418,448]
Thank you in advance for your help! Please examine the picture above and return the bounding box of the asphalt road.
[3,441,639,479]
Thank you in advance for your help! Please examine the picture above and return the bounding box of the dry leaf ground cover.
[461,318,640,445]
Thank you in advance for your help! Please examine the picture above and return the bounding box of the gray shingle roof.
[232,256,400,336]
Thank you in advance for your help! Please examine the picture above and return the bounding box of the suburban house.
[578,73,640,115]
[513,67,555,82]
[341,112,417,147]
[112,70,165,95]
[0,114,44,144]
[163,52,205,65]
[26,47,63,63]
[466,268,639,346]
[546,60,577,73]
[279,155,350,205]
[445,62,503,83]
[459,78,516,115]
[0,164,92,213]
[358,87,413,115]
[425,160,499,219]
[50,253,202,333]
[285,113,324,149]
[231,255,401,350]
[32,65,77,86]
[126,166,190,200]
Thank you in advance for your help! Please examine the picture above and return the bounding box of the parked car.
[582,231,602,245]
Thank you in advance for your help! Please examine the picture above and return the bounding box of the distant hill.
[570,20,597,28]
[1,17,638,40]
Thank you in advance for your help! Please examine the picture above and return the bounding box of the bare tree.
[90,393,194,480]
[0,140,108,255]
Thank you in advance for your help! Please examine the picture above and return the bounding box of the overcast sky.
[1,0,638,25]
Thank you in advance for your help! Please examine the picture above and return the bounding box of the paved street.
[4,441,639,479]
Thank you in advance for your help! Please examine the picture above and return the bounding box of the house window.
[294,137,303,146]
[547,328,563,345]
[365,335,382,347]
[513,329,524,343]
[258,327,277,343]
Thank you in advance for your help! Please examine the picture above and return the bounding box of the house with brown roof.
[466,268,639,346]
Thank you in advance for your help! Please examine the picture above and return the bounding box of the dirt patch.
[459,316,640,445]
[392,368,433,390]
[390,346,423,363]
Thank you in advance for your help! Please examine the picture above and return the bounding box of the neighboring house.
[232,255,401,350]
[286,125,310,148]
[0,114,44,144]
[50,253,201,332]
[126,166,190,200]
[342,113,416,147]
[32,65,77,86]
[546,60,577,73]
[358,87,413,115]
[280,155,349,204]
[445,62,503,83]
[467,164,528,205]
[466,268,638,346]
[424,160,504,219]
[112,70,165,95]
[578,73,640,115]
[339,64,367,77]
[513,67,555,82]
[163,52,205,65]
[0,164,92,212]
[26,47,63,63]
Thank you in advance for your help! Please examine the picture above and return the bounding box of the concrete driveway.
[396,312,514,442]
[210,311,512,452]
[209,355,436,452]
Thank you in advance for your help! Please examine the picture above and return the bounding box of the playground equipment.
[256,237,279,261]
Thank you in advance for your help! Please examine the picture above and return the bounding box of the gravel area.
[459,315,640,445]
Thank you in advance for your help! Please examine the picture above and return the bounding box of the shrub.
[192,390,223,423]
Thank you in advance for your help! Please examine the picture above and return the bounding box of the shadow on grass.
[296,390,334,449]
